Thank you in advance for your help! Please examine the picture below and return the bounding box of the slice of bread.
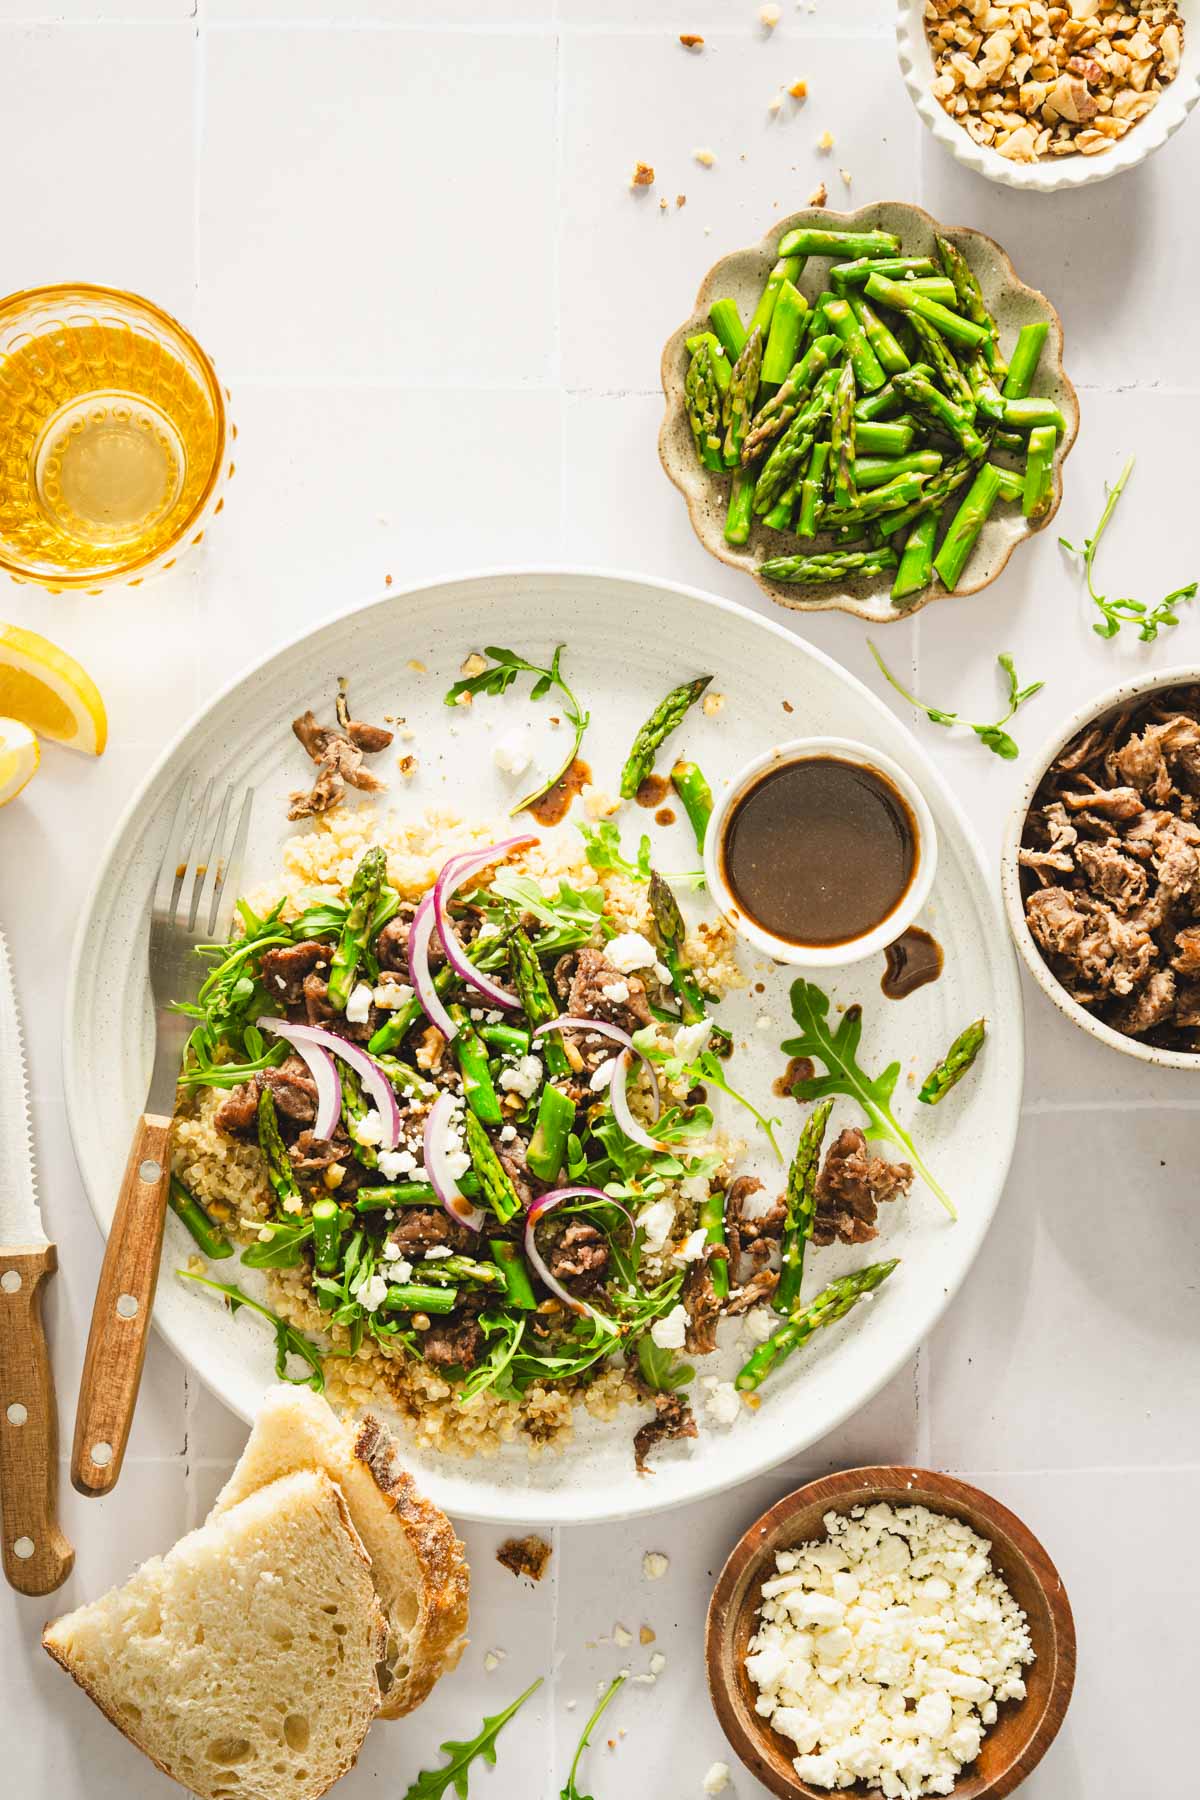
[43,1469,387,1800]
[210,1386,470,1719]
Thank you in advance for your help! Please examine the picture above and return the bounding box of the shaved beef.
[1060,782,1142,819]
[813,1127,913,1247]
[214,1079,260,1137]
[725,1175,786,1274]
[421,1317,484,1370]
[546,1220,608,1286]
[498,1143,535,1212]
[288,701,389,820]
[289,1128,348,1175]
[725,1266,780,1314]
[1018,801,1077,883]
[633,1391,697,1475]
[259,939,331,1005]
[1111,970,1177,1036]
[1172,926,1200,978]
[1074,842,1147,914]
[681,1250,725,1355]
[389,1209,472,1255]
[553,947,652,1032]
[261,1054,319,1126]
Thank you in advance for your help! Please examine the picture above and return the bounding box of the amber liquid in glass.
[0,318,218,576]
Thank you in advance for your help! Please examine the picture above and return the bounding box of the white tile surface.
[2,2,1198,1796]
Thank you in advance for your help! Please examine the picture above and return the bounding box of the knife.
[0,928,74,1595]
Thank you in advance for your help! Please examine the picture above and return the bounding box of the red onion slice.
[532,1017,661,1115]
[423,1093,485,1232]
[524,1186,631,1329]
[256,1015,401,1151]
[610,1049,661,1153]
[253,1030,342,1141]
[407,894,458,1042]
[432,835,538,1010]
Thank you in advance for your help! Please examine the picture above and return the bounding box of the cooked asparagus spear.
[863,272,989,352]
[824,297,886,393]
[778,226,901,258]
[891,512,938,607]
[918,1018,986,1105]
[853,450,943,490]
[327,846,387,1011]
[648,870,707,1025]
[824,470,928,527]
[447,1002,503,1126]
[761,279,809,388]
[684,343,726,472]
[620,676,712,798]
[830,255,937,293]
[527,1082,575,1183]
[510,927,569,1078]
[670,759,713,853]
[168,1176,232,1260]
[750,254,805,341]
[1001,396,1066,435]
[465,1111,522,1224]
[1022,424,1056,520]
[722,325,764,465]
[796,439,831,540]
[257,1087,302,1211]
[904,312,975,413]
[891,371,987,461]
[742,336,839,463]
[754,372,835,512]
[935,234,1004,374]
[761,548,899,586]
[709,297,747,362]
[933,463,1003,591]
[725,468,757,545]
[855,419,915,456]
[490,1239,537,1309]
[735,1260,899,1392]
[1001,321,1048,399]
[875,454,975,539]
[848,294,910,378]
[830,361,858,507]
[775,1097,833,1315]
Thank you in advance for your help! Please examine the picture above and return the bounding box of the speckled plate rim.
[897,0,1200,194]
[63,566,1025,1524]
[1001,662,1200,1070]
[658,201,1079,624]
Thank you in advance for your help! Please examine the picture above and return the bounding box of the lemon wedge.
[0,718,40,806]
[0,623,107,755]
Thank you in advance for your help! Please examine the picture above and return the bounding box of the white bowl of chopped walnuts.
[897,0,1198,191]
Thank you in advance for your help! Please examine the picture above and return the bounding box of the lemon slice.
[0,718,40,806]
[0,623,107,755]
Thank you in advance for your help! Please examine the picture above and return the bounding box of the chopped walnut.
[631,161,655,187]
[808,181,828,206]
[789,80,808,99]
[679,33,704,49]
[693,147,716,166]
[922,0,1183,163]
[817,130,834,150]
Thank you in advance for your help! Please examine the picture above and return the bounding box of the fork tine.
[151,776,195,921]
[178,778,216,929]
[189,782,233,934]
[211,787,254,942]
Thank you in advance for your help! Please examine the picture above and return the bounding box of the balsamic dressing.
[881,926,943,999]
[527,757,591,827]
[720,756,917,947]
[636,773,671,808]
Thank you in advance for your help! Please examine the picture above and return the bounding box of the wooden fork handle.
[0,1242,74,1594]
[71,1114,172,1498]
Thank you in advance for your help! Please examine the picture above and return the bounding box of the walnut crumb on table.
[496,1534,553,1582]
[809,180,828,205]
[679,32,705,48]
[693,146,716,166]
[631,160,655,187]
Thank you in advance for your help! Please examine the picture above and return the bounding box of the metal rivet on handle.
[90,1442,113,1468]
[139,1158,162,1182]
[6,1403,27,1426]
[13,1536,34,1559]
[0,1270,20,1294]
[116,1294,139,1319]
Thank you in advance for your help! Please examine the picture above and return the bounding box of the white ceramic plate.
[65,570,1023,1524]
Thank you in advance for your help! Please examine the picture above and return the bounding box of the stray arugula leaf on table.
[401,1677,543,1800]
[560,1675,627,1800]
[445,646,589,814]
[1060,457,1199,642]
[781,980,955,1219]
[868,640,1042,761]
[177,1272,326,1390]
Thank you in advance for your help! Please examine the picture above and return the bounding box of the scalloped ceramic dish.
[659,203,1078,626]
[897,0,1199,193]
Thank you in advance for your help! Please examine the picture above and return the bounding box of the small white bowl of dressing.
[703,737,938,969]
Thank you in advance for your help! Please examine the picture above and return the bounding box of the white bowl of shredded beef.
[1003,669,1200,1064]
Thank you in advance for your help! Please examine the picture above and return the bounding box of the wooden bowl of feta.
[706,1467,1075,1800]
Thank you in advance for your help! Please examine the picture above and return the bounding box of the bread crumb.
[497,1535,553,1582]
[789,79,808,99]
[693,147,716,167]
[679,33,704,49]
[840,167,852,186]
[702,691,725,717]
[659,197,669,211]
[643,1551,669,1580]
[808,181,828,206]
[397,754,417,779]
[676,194,687,207]
[406,659,427,673]
[639,1625,657,1645]
[817,130,834,151]
[767,93,784,115]
[613,1623,633,1647]
[384,573,393,586]
[760,3,782,25]
[631,161,655,188]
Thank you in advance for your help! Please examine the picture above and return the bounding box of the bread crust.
[354,1412,471,1717]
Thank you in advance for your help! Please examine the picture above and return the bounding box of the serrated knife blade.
[0,927,45,1248]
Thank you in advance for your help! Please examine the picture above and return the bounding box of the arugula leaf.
[781,980,955,1219]
[489,870,611,952]
[636,1335,694,1394]
[177,1271,326,1390]
[868,641,1042,763]
[1060,456,1199,642]
[239,1219,314,1269]
[579,820,652,882]
[401,1678,543,1800]
[560,1676,626,1800]
[445,645,589,814]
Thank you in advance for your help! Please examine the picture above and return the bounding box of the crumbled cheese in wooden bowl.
[923,0,1184,162]
[746,1503,1034,1798]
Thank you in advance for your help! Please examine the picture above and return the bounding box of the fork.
[71,778,253,1497]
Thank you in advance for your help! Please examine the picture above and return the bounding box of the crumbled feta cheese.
[649,1651,666,1675]
[613,1623,633,1648]
[499,1123,518,1141]
[493,727,533,778]
[384,1257,414,1285]
[674,1227,709,1265]
[702,1763,731,1795]
[672,1018,712,1062]
[746,1503,1034,1798]
[703,1380,741,1426]
[373,979,413,1010]
[377,1147,418,1180]
[600,980,630,1004]
[345,982,374,1024]
[653,960,672,984]
[606,930,657,974]
[637,1198,676,1253]
[423,1245,452,1260]
[498,1054,543,1099]
[590,1057,617,1093]
[354,1273,389,1313]
[483,1650,501,1672]
[741,1305,777,1344]
[650,1303,688,1350]
[642,1551,669,1580]
[443,1148,470,1180]
[351,1110,386,1147]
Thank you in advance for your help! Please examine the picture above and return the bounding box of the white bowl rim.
[703,736,939,968]
[896,0,1200,194]
[1001,663,1200,1069]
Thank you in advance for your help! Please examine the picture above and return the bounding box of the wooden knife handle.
[71,1114,172,1498]
[0,1242,74,1594]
